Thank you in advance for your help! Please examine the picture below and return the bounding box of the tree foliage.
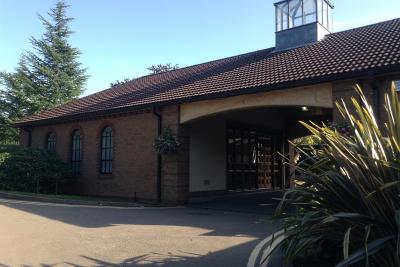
[147,63,179,74]
[110,63,179,87]
[110,77,134,87]
[0,0,88,143]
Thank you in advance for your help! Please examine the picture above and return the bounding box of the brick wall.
[332,78,393,128]
[19,130,30,146]
[19,105,191,204]
[21,111,159,202]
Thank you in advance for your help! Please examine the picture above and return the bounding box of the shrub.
[0,144,20,153]
[264,84,400,267]
[0,147,72,194]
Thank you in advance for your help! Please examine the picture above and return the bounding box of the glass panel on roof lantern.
[279,2,289,30]
[322,0,328,28]
[289,0,303,27]
[276,5,282,31]
[328,5,333,31]
[317,0,323,24]
[303,0,317,24]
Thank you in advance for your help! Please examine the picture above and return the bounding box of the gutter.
[153,108,162,204]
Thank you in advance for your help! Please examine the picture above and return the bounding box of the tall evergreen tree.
[0,0,88,143]
[0,58,36,143]
[26,0,88,107]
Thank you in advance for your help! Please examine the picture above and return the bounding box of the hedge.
[0,146,72,194]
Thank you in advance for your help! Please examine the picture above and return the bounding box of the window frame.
[275,0,332,32]
[303,0,317,24]
[289,0,303,28]
[100,126,113,174]
[317,0,332,31]
[71,129,82,176]
[47,132,56,152]
[322,0,328,29]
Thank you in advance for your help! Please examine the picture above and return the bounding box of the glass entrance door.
[226,124,282,191]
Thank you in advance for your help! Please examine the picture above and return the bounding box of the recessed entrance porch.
[185,106,332,196]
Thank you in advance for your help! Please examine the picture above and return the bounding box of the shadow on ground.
[0,191,283,234]
[188,190,283,214]
[0,191,285,267]
[9,243,283,267]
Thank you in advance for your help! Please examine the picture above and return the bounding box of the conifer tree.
[0,0,88,143]
[26,0,88,107]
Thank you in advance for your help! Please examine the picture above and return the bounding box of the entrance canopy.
[180,83,332,124]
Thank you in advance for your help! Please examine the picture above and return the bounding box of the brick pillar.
[332,79,392,129]
[19,128,30,147]
[332,80,363,124]
[161,105,190,204]
[369,79,392,128]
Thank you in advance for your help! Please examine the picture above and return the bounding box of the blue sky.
[1,0,399,96]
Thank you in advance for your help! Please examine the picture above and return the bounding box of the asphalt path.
[0,194,282,267]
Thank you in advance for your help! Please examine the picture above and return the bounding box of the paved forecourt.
[0,198,280,267]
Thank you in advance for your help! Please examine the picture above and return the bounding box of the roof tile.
[16,18,400,126]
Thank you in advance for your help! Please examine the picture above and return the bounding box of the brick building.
[15,0,400,204]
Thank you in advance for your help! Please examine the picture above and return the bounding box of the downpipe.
[153,108,162,204]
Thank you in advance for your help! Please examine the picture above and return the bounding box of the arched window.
[71,130,82,175]
[47,132,56,152]
[101,126,113,174]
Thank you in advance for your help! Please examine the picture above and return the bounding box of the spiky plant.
[264,84,400,267]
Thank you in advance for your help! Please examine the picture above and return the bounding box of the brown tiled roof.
[16,18,400,127]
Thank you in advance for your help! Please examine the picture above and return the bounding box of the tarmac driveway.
[0,196,280,267]
[188,190,284,214]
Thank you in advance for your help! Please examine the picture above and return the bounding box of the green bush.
[265,84,400,267]
[0,147,72,194]
[0,144,20,153]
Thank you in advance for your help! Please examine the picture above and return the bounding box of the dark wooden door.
[227,124,281,191]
